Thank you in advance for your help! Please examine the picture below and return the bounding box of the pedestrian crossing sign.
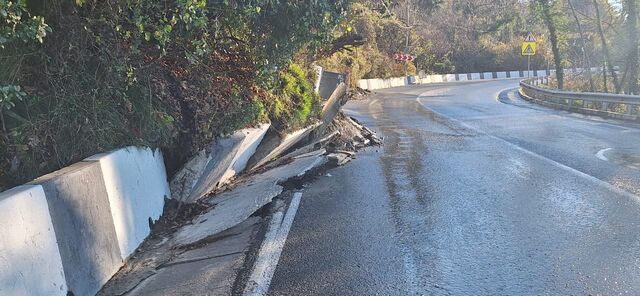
[521,42,537,56]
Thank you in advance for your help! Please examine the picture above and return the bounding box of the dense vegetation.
[319,0,551,84]
[0,0,347,189]
[320,0,640,94]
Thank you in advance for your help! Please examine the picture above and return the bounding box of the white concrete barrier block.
[444,74,456,82]
[509,71,521,78]
[432,75,444,83]
[497,72,507,78]
[0,185,68,296]
[32,161,122,296]
[371,79,379,90]
[390,77,404,87]
[357,80,367,89]
[458,74,468,81]
[482,72,493,79]
[470,73,481,80]
[220,124,270,185]
[86,147,170,259]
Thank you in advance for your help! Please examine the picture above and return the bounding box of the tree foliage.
[0,0,347,189]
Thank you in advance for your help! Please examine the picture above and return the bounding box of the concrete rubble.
[98,110,382,295]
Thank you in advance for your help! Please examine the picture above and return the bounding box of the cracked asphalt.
[265,79,640,295]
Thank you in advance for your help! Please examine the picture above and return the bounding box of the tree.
[537,0,564,89]
[567,0,594,91]
[593,0,620,93]
[624,0,639,94]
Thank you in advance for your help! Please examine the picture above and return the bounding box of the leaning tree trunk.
[538,0,564,89]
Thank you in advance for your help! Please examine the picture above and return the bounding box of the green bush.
[267,63,320,131]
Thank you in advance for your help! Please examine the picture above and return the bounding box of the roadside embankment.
[0,76,361,296]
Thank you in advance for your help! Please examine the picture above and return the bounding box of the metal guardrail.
[519,77,640,121]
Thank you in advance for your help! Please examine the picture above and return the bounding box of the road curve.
[266,79,640,295]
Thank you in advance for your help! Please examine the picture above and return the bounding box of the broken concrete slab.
[246,123,321,171]
[172,137,242,203]
[0,185,68,296]
[220,124,270,185]
[327,152,352,166]
[263,131,339,170]
[171,124,270,203]
[126,218,260,296]
[313,83,348,138]
[321,84,347,123]
[30,161,122,296]
[169,150,209,201]
[174,151,327,246]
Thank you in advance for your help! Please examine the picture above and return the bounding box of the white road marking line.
[415,93,640,202]
[243,192,303,296]
[596,148,612,161]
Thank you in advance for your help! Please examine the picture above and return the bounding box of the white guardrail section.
[357,69,544,90]
[356,67,605,91]
[520,77,640,121]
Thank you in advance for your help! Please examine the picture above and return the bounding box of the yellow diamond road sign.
[522,42,537,56]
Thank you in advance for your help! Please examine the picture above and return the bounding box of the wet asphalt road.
[267,79,640,295]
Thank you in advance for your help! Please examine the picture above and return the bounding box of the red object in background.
[393,53,415,62]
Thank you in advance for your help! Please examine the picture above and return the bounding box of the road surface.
[266,79,640,295]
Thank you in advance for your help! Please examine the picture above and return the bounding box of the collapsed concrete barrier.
[174,150,328,246]
[2,71,348,293]
[0,185,68,296]
[312,83,348,139]
[318,70,347,100]
[170,124,270,203]
[247,123,321,170]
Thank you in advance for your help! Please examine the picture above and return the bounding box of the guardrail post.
[601,102,608,112]
[628,104,635,115]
